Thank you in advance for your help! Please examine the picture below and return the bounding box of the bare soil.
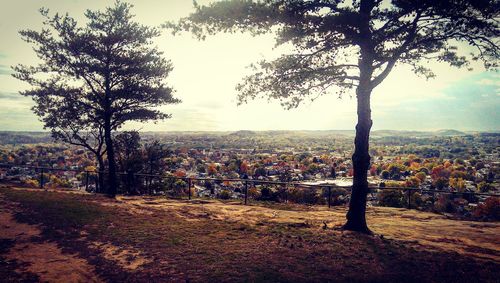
[0,194,101,283]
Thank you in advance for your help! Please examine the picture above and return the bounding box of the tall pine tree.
[15,1,180,197]
[169,0,499,232]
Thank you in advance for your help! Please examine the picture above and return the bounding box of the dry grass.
[112,195,500,262]
[0,186,499,282]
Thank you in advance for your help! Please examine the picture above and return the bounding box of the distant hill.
[0,131,53,144]
[434,129,467,136]
[371,129,467,137]
[227,130,257,137]
[224,129,469,138]
[0,129,492,145]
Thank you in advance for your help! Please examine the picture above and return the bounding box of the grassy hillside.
[0,186,499,282]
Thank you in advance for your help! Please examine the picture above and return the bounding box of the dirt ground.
[0,189,156,282]
[0,194,101,282]
[1,187,499,282]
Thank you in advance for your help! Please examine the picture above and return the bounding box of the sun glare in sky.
[0,0,498,132]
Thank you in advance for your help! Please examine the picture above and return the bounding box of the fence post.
[188,178,192,200]
[147,175,151,195]
[85,171,89,192]
[95,172,99,193]
[285,185,288,203]
[98,171,102,193]
[244,180,248,205]
[159,175,163,192]
[407,189,411,209]
[328,186,332,208]
[40,168,44,190]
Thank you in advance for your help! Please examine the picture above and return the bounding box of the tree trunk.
[104,118,117,197]
[97,156,105,193]
[343,78,373,234]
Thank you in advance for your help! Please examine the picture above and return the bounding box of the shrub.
[321,188,348,206]
[434,194,457,213]
[218,190,232,200]
[274,186,289,202]
[287,187,321,204]
[165,179,188,197]
[384,180,406,188]
[410,192,424,208]
[473,197,500,221]
[432,177,449,189]
[381,170,390,179]
[259,186,279,202]
[477,181,491,193]
[23,179,39,188]
[247,187,261,199]
[378,189,405,208]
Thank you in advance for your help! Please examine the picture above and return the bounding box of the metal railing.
[0,163,498,210]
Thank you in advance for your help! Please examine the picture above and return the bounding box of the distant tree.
[207,163,218,176]
[144,141,165,173]
[170,0,499,233]
[415,171,426,183]
[197,164,207,173]
[240,160,249,174]
[114,131,143,194]
[306,163,321,175]
[279,168,292,182]
[477,181,491,193]
[14,2,180,197]
[144,140,168,191]
[254,166,267,177]
[114,131,143,174]
[449,177,465,191]
[433,177,449,190]
[475,161,486,170]
[331,165,337,178]
[405,176,421,188]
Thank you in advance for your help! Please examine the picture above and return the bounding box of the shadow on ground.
[0,186,498,282]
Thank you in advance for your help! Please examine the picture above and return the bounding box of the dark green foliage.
[259,186,277,201]
[287,186,322,204]
[378,189,405,208]
[115,131,143,174]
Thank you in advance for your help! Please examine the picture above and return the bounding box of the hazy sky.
[0,0,498,132]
